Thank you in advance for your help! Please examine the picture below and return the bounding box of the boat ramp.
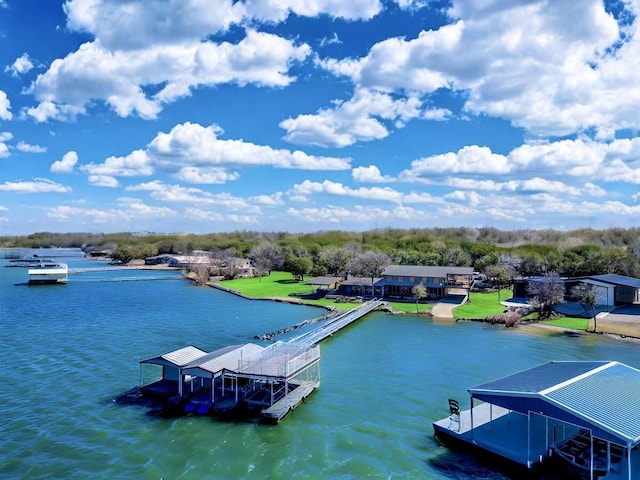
[132,299,385,423]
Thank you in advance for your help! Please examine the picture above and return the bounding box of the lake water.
[1,248,638,479]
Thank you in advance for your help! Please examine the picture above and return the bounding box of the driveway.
[431,289,468,321]
[595,304,640,338]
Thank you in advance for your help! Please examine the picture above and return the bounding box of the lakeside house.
[381,265,473,300]
[308,265,473,302]
[144,253,254,277]
[337,275,384,297]
[512,274,640,309]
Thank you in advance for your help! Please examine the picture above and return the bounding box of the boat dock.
[433,402,531,466]
[131,299,385,423]
[433,361,640,480]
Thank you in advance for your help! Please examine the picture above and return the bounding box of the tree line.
[2,227,639,279]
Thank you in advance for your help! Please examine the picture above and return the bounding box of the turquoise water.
[1,249,639,479]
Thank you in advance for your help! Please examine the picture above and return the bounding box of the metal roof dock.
[434,361,640,480]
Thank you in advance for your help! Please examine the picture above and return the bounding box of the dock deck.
[260,381,320,423]
[433,403,540,467]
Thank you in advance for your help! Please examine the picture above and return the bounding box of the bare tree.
[571,283,598,332]
[349,251,390,298]
[248,241,285,277]
[318,246,352,276]
[526,272,564,320]
[412,283,427,313]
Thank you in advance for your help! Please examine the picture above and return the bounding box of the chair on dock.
[448,398,461,431]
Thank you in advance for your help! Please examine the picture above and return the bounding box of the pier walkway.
[290,299,386,346]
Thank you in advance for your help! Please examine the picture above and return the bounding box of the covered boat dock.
[434,361,640,480]
[139,341,320,422]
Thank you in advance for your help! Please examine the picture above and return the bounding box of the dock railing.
[292,299,385,346]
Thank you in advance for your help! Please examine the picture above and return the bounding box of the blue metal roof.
[588,274,640,289]
[471,361,609,394]
[469,361,640,447]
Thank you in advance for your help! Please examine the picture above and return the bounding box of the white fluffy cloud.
[51,151,78,173]
[352,165,395,183]
[0,131,12,158]
[27,30,310,122]
[312,0,640,141]
[127,180,261,213]
[400,138,640,185]
[280,88,423,147]
[5,53,34,77]
[16,142,46,153]
[82,150,154,177]
[0,91,12,120]
[400,145,511,178]
[0,178,71,193]
[81,122,351,186]
[290,179,404,203]
[63,0,381,50]
[27,0,369,123]
[148,122,351,170]
[287,204,428,224]
[47,198,176,225]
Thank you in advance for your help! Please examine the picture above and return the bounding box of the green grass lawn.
[388,301,434,314]
[218,276,588,326]
[218,272,436,313]
[453,290,512,319]
[219,272,364,311]
[220,271,314,298]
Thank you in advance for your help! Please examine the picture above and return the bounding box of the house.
[381,265,474,300]
[305,276,343,291]
[568,274,640,307]
[512,274,640,308]
[336,275,384,298]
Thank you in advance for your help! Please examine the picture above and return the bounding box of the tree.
[571,283,598,332]
[485,264,512,303]
[412,284,427,313]
[349,250,390,298]
[318,246,351,276]
[526,272,564,320]
[283,255,313,282]
[248,241,284,277]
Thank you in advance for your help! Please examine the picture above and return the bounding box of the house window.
[398,276,404,282]
[410,276,415,282]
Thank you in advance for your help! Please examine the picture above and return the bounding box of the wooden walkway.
[290,299,386,346]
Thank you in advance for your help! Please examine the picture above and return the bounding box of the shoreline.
[515,321,640,344]
[205,277,640,344]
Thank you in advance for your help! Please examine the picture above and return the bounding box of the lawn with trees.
[3,228,637,327]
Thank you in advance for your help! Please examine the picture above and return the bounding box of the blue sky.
[0,0,639,235]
